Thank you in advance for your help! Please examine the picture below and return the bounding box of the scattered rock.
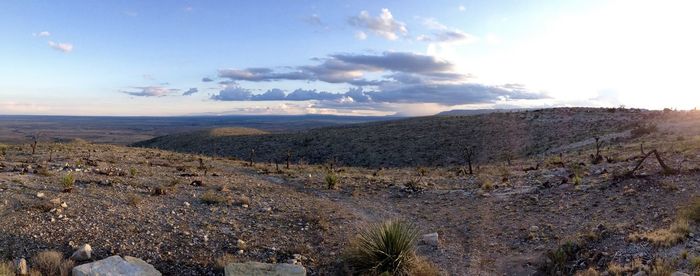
[529,226,540,232]
[49,198,61,205]
[72,255,161,276]
[36,192,45,198]
[70,244,93,261]
[61,202,68,208]
[224,262,305,276]
[422,232,439,247]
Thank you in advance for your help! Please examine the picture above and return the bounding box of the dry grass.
[201,190,228,204]
[0,261,14,276]
[680,197,700,222]
[127,193,142,206]
[575,267,600,276]
[31,250,74,276]
[411,256,441,276]
[628,219,689,247]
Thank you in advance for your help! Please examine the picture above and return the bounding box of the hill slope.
[134,108,658,167]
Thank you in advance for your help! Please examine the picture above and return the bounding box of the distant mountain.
[134,107,658,168]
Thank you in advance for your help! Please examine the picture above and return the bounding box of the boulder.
[72,255,161,276]
[225,262,306,276]
[70,244,92,261]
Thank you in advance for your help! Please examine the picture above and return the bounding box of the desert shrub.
[345,220,420,275]
[61,172,75,191]
[201,190,227,204]
[0,144,7,156]
[480,177,494,191]
[129,167,138,177]
[31,250,74,276]
[538,241,580,275]
[325,172,339,189]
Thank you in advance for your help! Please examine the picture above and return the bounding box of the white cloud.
[348,9,407,40]
[459,5,466,12]
[33,31,51,37]
[355,31,368,40]
[121,86,178,97]
[48,41,73,53]
[417,18,477,44]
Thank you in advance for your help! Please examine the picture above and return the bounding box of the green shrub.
[61,172,75,191]
[129,167,138,177]
[325,172,339,189]
[345,220,419,275]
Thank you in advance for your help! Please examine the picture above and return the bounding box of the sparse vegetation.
[61,172,75,192]
[201,190,227,204]
[127,193,142,206]
[325,171,339,189]
[628,219,689,247]
[31,250,74,276]
[345,220,421,275]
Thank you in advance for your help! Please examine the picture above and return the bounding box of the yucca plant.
[62,172,75,192]
[325,171,339,189]
[345,220,419,275]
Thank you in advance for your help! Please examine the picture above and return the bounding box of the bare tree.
[463,145,476,175]
[249,149,255,166]
[286,150,291,169]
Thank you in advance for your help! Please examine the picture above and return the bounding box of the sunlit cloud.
[48,41,73,53]
[348,9,407,40]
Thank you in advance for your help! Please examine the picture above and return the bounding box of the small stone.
[529,225,540,232]
[36,192,45,198]
[422,232,439,247]
[237,249,244,255]
[241,204,248,208]
[70,244,92,261]
[49,198,61,205]
[184,202,190,207]
[61,202,68,208]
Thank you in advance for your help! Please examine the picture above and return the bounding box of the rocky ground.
[3,110,700,275]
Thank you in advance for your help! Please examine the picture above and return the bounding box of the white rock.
[225,262,305,276]
[61,202,68,208]
[36,192,45,198]
[70,244,92,261]
[184,202,190,207]
[72,255,161,276]
[422,232,440,247]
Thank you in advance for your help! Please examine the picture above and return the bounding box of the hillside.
[134,108,658,167]
[5,109,700,275]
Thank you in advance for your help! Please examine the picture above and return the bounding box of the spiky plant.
[345,220,419,275]
[61,172,75,192]
[325,171,339,189]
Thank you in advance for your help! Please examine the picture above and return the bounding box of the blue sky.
[1,0,699,116]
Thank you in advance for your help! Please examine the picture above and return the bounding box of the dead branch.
[626,149,678,177]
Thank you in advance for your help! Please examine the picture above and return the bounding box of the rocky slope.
[135,107,658,168]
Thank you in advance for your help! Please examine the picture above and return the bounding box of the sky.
[1,0,699,116]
